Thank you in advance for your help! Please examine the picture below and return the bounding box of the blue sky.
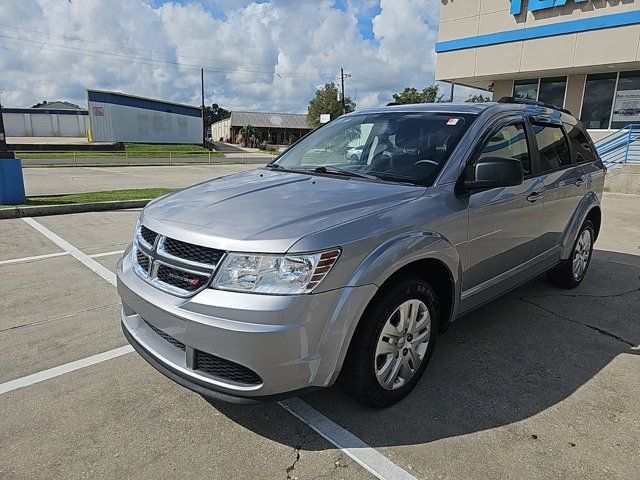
[1,0,483,112]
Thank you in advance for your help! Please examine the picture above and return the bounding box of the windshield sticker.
[447,118,460,126]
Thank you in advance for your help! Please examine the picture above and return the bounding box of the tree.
[307,83,355,128]
[391,85,442,104]
[466,93,492,103]
[204,103,230,126]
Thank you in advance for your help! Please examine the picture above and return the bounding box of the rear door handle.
[526,191,543,203]
[574,176,585,186]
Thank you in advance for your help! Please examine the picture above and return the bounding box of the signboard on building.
[612,89,640,123]
[510,0,589,15]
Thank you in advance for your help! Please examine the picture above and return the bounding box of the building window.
[611,70,640,129]
[513,79,538,100]
[539,77,566,108]
[581,73,617,130]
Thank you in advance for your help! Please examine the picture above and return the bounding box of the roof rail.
[498,96,572,116]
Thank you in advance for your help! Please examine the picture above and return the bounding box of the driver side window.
[479,123,531,175]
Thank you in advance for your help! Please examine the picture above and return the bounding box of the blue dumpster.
[0,158,26,205]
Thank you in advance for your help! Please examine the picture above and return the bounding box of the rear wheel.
[548,220,595,289]
[339,279,439,408]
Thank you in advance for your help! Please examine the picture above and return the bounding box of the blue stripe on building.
[435,10,640,53]
[87,91,201,118]
[2,108,89,116]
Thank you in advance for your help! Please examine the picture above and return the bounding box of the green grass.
[17,143,224,160]
[0,188,174,208]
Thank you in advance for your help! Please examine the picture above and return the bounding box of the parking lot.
[1,192,638,479]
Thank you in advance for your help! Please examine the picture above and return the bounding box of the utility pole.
[450,81,455,103]
[201,67,206,147]
[339,68,351,115]
[340,68,346,115]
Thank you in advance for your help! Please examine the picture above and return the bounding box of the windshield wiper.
[312,166,379,180]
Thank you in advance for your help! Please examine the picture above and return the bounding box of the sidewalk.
[22,164,262,196]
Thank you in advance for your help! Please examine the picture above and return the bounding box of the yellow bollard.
[169,152,172,165]
[208,151,211,165]
[73,152,77,166]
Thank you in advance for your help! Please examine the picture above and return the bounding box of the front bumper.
[117,251,376,401]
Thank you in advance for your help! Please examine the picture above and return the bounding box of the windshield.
[273,112,476,186]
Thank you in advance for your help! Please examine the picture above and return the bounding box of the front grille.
[194,350,262,385]
[157,264,209,292]
[145,320,186,352]
[163,237,224,266]
[140,225,158,246]
[136,250,151,273]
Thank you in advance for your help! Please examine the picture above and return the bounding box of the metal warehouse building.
[88,89,202,144]
[211,111,312,145]
[2,107,89,137]
[436,1,640,141]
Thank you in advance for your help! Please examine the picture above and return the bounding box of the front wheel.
[548,219,595,289]
[339,279,440,408]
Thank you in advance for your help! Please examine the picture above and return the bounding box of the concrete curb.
[0,199,150,219]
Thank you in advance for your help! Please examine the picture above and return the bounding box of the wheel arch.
[560,191,601,260]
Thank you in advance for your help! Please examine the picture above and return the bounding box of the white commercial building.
[2,107,90,137]
[87,89,202,144]
[436,1,640,141]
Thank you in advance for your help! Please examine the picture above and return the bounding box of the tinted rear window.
[533,124,572,171]
[564,123,595,163]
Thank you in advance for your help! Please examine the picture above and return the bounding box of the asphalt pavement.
[0,193,638,479]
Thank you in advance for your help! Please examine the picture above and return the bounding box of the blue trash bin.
[0,158,26,205]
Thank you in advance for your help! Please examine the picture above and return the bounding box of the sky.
[0,0,487,113]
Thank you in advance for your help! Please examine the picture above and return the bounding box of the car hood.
[141,168,424,253]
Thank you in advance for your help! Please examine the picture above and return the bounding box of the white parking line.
[0,251,69,265]
[0,249,125,266]
[16,215,411,480]
[89,250,125,259]
[22,217,117,286]
[280,398,417,480]
[0,346,133,395]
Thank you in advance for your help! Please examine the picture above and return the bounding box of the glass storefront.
[513,77,567,107]
[611,71,640,129]
[539,77,566,108]
[511,71,640,130]
[513,79,538,100]
[581,73,617,130]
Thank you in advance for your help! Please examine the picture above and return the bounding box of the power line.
[0,22,342,72]
[0,35,339,80]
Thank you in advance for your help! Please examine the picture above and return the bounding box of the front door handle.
[526,191,543,203]
[574,176,585,186]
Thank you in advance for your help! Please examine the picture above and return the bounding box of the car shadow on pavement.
[210,249,639,450]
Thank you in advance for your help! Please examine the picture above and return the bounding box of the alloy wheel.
[374,299,431,390]
[573,229,592,280]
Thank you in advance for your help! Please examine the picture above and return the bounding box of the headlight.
[211,249,341,295]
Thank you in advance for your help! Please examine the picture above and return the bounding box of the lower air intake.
[194,350,262,386]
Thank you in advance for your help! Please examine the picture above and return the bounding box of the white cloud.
[0,0,486,112]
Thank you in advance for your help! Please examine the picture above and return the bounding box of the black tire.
[547,220,595,289]
[339,278,440,408]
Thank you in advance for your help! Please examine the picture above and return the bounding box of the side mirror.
[464,156,524,191]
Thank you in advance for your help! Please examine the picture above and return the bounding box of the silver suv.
[117,99,604,408]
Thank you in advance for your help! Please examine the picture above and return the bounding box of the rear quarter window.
[533,124,572,171]
[564,123,595,163]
